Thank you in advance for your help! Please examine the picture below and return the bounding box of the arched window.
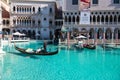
[72,16,75,23]
[110,15,113,23]
[33,7,35,12]
[25,8,26,12]
[114,15,117,23]
[32,20,35,25]
[13,6,16,11]
[49,8,52,13]
[97,16,100,22]
[19,7,21,12]
[6,20,9,25]
[38,20,41,25]
[30,8,31,12]
[118,15,120,22]
[68,16,71,23]
[49,20,52,25]
[65,16,67,22]
[101,15,104,23]
[90,16,92,22]
[93,15,96,22]
[105,15,108,23]
[76,16,79,23]
[38,7,41,13]
[22,7,24,12]
[27,8,29,12]
[3,20,5,25]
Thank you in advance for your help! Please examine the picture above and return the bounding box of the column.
[94,28,98,45]
[116,31,118,45]
[103,28,106,45]
[111,32,114,43]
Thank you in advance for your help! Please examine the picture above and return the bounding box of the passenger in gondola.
[36,48,41,53]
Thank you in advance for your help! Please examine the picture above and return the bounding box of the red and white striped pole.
[67,32,70,47]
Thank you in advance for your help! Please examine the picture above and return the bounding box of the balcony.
[63,22,120,26]
[2,25,10,28]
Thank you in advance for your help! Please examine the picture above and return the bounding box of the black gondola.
[14,44,58,55]
[101,44,120,50]
[83,44,96,50]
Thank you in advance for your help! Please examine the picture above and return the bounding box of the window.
[44,28,46,31]
[32,20,35,25]
[6,20,9,25]
[38,7,41,13]
[3,20,5,25]
[72,0,78,5]
[33,7,35,12]
[49,20,52,25]
[38,20,40,25]
[113,0,119,4]
[44,18,46,21]
[13,20,16,24]
[13,6,15,11]
[92,0,98,4]
[49,8,52,13]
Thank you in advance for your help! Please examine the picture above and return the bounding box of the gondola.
[101,44,120,50]
[83,44,96,50]
[14,44,58,55]
[73,43,84,50]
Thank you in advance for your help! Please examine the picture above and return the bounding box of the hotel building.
[63,0,120,42]
[0,0,120,42]
[0,0,63,40]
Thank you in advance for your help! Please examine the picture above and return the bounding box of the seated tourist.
[26,48,34,53]
[36,48,41,53]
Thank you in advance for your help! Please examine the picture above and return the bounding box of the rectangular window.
[92,0,98,4]
[113,0,119,4]
[72,0,78,5]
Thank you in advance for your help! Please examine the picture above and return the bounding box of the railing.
[2,25,10,28]
[64,22,120,25]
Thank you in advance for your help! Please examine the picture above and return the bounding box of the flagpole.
[67,31,70,48]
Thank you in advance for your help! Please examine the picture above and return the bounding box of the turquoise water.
[1,41,120,80]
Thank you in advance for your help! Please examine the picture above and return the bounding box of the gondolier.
[43,41,47,52]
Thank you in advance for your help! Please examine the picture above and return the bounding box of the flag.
[80,0,90,10]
